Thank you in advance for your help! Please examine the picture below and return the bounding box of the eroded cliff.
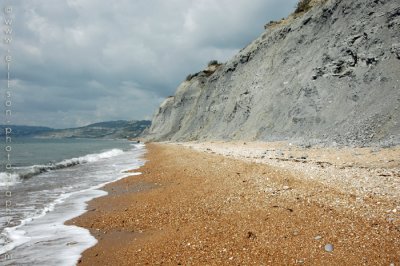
[147,0,400,146]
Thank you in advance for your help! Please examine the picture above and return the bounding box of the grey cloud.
[5,0,297,128]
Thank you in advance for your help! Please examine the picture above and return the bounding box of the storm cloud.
[3,0,297,128]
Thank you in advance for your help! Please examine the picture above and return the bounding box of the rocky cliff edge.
[146,0,400,147]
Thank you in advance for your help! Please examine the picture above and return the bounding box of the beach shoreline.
[69,142,400,265]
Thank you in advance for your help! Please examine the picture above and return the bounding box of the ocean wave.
[0,149,125,187]
[0,154,144,259]
[0,173,20,187]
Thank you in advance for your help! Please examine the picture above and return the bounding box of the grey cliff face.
[147,0,400,147]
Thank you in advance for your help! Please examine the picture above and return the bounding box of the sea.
[0,137,145,265]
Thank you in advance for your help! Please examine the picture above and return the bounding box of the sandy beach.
[68,142,400,265]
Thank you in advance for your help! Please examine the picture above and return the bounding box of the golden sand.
[68,143,399,265]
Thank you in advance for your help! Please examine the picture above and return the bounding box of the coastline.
[69,142,400,265]
[0,141,145,265]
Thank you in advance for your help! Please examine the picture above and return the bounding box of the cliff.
[147,0,400,147]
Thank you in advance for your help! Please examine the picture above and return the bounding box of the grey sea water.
[0,138,145,265]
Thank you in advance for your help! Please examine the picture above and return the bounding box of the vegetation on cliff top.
[185,60,222,81]
[294,0,313,14]
[265,0,328,30]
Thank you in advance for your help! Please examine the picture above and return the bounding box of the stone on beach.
[324,244,334,252]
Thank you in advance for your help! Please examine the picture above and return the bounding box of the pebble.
[324,243,334,252]
[247,231,257,239]
[314,235,322,240]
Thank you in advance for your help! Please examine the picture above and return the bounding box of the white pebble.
[324,243,334,252]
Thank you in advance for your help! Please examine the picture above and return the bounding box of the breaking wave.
[0,149,125,187]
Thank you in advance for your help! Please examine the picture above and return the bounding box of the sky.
[3,0,297,129]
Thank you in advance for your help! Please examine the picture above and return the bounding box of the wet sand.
[68,142,399,265]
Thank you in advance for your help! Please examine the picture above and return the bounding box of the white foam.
[0,148,125,187]
[0,191,73,255]
[0,227,30,255]
[0,189,105,266]
[60,148,124,165]
[0,144,146,265]
[0,173,20,187]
